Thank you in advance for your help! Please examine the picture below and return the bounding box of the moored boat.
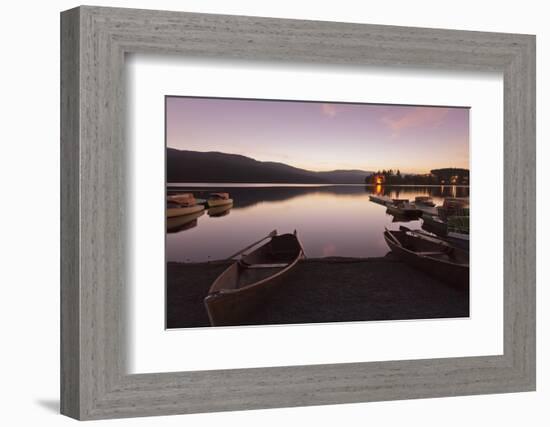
[208,202,233,217]
[446,231,470,250]
[421,214,447,236]
[414,196,435,207]
[417,204,438,217]
[166,209,205,233]
[166,193,205,218]
[207,192,233,207]
[204,231,305,326]
[383,228,469,288]
[386,199,422,218]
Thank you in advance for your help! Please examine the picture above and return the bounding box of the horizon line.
[167,147,469,175]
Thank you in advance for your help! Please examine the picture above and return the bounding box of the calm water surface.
[166,184,469,263]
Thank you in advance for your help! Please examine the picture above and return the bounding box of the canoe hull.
[204,233,304,326]
[386,205,421,218]
[208,202,233,217]
[166,204,204,218]
[166,209,204,233]
[204,265,295,326]
[207,198,234,208]
[384,230,469,289]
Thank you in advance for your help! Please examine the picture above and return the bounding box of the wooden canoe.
[421,214,448,236]
[207,192,233,207]
[166,204,204,218]
[207,202,233,217]
[204,231,305,326]
[166,209,204,233]
[386,200,421,218]
[384,229,469,288]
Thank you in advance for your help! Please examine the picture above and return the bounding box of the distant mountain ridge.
[166,149,373,184]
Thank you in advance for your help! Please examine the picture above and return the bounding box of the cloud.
[322,243,337,257]
[381,107,450,136]
[320,103,339,118]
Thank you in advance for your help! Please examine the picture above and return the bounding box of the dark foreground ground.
[166,255,469,328]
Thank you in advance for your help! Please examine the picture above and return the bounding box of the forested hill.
[166,149,372,184]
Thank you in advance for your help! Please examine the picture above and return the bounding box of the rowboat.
[416,204,438,217]
[207,192,233,207]
[384,228,469,288]
[166,209,204,233]
[204,230,305,326]
[414,196,435,207]
[208,202,233,217]
[421,214,447,236]
[166,193,205,218]
[386,199,422,218]
[446,231,470,250]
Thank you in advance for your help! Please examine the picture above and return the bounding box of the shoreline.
[168,183,471,188]
[167,255,469,328]
[167,255,401,266]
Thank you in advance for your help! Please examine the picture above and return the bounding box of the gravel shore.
[166,255,469,328]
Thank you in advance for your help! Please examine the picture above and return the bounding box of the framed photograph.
[61,6,536,420]
[164,97,471,329]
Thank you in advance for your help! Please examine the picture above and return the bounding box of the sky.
[166,97,469,174]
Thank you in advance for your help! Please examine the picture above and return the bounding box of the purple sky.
[166,97,469,174]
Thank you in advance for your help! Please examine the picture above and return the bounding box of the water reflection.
[166,184,469,263]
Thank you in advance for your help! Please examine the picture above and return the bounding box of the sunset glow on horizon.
[166,97,469,174]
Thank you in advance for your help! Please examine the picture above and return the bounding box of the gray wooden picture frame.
[60,5,536,420]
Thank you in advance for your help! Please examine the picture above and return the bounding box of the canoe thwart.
[244,263,289,269]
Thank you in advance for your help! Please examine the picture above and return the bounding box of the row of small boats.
[168,192,469,326]
[202,223,469,326]
[370,194,470,249]
[166,192,233,218]
[167,203,234,233]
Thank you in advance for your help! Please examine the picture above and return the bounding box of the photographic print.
[166,97,470,328]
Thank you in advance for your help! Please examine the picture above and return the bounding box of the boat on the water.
[166,209,205,233]
[383,228,469,288]
[386,199,422,218]
[421,214,447,236]
[421,214,470,250]
[207,192,233,208]
[417,204,438,217]
[414,196,435,207]
[166,193,205,218]
[204,230,305,326]
[446,231,470,250]
[208,202,233,217]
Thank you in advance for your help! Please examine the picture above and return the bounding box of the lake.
[166,184,469,263]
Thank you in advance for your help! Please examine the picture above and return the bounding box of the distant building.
[372,174,386,185]
[430,168,469,185]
